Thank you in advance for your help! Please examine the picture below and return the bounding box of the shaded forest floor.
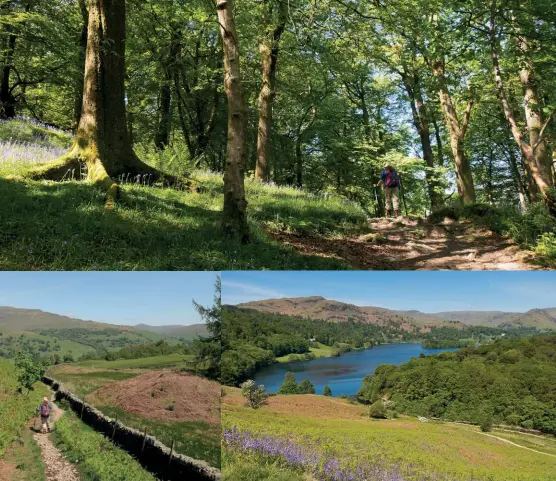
[269,215,543,270]
[1,118,552,270]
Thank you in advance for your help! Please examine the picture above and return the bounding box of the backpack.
[385,169,400,188]
[40,404,50,417]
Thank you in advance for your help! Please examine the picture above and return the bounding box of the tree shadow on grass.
[0,178,351,270]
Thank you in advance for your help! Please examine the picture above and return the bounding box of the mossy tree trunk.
[26,0,185,206]
[217,0,249,241]
[73,0,88,130]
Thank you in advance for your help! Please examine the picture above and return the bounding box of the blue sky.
[0,272,219,325]
[222,272,556,312]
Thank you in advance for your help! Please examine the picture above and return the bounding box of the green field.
[276,343,337,362]
[222,389,556,481]
[74,353,192,370]
[53,404,157,481]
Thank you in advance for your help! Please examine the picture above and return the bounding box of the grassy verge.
[2,426,46,481]
[0,358,50,456]
[223,390,556,481]
[52,407,157,481]
[96,406,221,468]
[0,119,367,270]
[222,449,306,481]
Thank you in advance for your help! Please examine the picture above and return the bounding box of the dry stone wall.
[42,376,221,481]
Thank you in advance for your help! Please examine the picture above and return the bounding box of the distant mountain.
[134,323,207,340]
[401,309,556,330]
[237,298,556,330]
[237,297,463,333]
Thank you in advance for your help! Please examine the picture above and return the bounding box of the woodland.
[358,335,556,435]
[1,0,556,257]
[220,306,540,386]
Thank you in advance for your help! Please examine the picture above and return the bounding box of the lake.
[253,343,457,397]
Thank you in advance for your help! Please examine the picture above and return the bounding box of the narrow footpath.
[33,398,80,481]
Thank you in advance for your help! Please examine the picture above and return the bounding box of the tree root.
[16,150,199,208]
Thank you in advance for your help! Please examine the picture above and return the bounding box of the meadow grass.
[276,343,337,363]
[0,358,50,456]
[0,119,367,270]
[73,353,192,370]
[222,390,556,481]
[223,449,307,481]
[52,406,157,481]
[2,424,46,481]
[97,406,221,468]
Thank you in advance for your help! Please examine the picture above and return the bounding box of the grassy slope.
[0,358,50,481]
[74,353,192,370]
[0,119,367,270]
[222,388,556,481]
[53,406,156,481]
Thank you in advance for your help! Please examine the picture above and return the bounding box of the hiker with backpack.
[37,397,53,433]
[375,164,401,217]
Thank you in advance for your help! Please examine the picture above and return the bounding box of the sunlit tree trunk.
[26,0,186,206]
[255,0,286,182]
[490,2,554,210]
[217,0,249,241]
[432,59,476,204]
[402,71,442,209]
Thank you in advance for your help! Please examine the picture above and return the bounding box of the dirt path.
[270,216,542,270]
[32,399,80,481]
[475,431,556,458]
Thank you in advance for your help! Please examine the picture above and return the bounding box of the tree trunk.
[25,0,187,206]
[0,25,17,119]
[73,0,88,130]
[255,1,286,182]
[489,2,553,208]
[154,79,172,150]
[432,59,476,204]
[402,71,442,209]
[217,0,249,241]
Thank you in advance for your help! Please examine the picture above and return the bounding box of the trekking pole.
[373,187,380,217]
[399,173,409,217]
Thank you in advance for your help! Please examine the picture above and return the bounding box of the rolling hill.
[0,306,198,360]
[134,323,208,339]
[237,297,556,330]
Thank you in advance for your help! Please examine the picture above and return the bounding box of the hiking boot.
[394,210,399,217]
[386,210,392,217]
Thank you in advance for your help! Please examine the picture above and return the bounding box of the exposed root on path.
[268,216,542,270]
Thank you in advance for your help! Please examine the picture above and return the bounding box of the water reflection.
[253,343,456,396]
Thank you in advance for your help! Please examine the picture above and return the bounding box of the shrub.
[481,414,493,432]
[278,372,299,395]
[14,353,46,394]
[298,379,315,394]
[369,400,388,419]
[240,380,268,409]
[323,385,332,396]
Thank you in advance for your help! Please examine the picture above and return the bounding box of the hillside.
[222,387,556,481]
[221,306,533,386]
[0,306,183,360]
[359,335,556,435]
[237,296,461,332]
[238,297,556,330]
[135,323,208,339]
